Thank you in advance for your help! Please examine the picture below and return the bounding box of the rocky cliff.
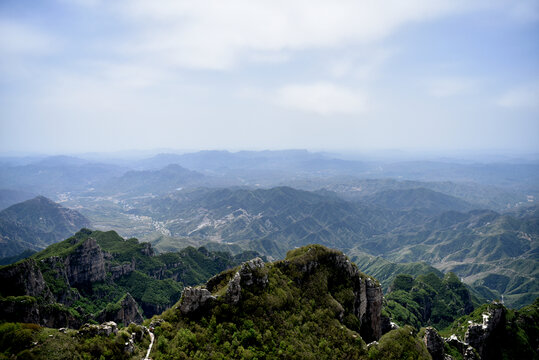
[0,229,261,329]
[423,301,538,360]
[0,258,52,300]
[65,237,106,286]
[96,292,144,325]
[178,245,384,343]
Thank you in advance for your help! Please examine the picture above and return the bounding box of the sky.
[0,0,538,155]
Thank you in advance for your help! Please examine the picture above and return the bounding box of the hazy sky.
[1,0,538,155]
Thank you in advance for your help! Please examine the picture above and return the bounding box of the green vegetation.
[1,229,259,326]
[0,196,90,258]
[366,326,430,360]
[384,272,474,330]
[146,245,427,360]
[443,299,539,360]
[0,322,150,360]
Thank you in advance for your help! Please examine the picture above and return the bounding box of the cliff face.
[97,293,144,325]
[1,229,263,330]
[0,258,52,300]
[180,245,384,343]
[65,238,106,286]
[277,247,383,342]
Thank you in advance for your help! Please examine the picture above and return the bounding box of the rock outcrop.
[225,257,268,304]
[179,287,216,316]
[97,292,144,325]
[423,327,445,360]
[277,248,383,342]
[465,305,505,359]
[109,259,136,280]
[65,238,106,286]
[79,321,118,337]
[381,314,399,335]
[0,258,52,300]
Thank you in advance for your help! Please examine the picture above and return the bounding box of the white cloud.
[330,48,396,80]
[112,0,472,70]
[426,77,478,97]
[0,20,59,55]
[497,83,539,109]
[276,82,367,115]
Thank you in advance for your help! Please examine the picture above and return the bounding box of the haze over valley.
[1,0,538,359]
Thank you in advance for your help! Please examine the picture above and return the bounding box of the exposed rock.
[278,247,383,342]
[463,346,480,360]
[97,293,143,325]
[381,315,400,335]
[109,259,136,280]
[225,257,268,305]
[465,305,505,359]
[79,321,118,337]
[0,259,52,300]
[65,238,106,286]
[140,243,154,257]
[225,272,242,305]
[424,327,445,360]
[239,257,268,287]
[445,334,467,355]
[179,287,216,315]
[361,278,383,343]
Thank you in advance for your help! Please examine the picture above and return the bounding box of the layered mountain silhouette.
[0,196,90,258]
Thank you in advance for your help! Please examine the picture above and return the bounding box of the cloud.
[329,47,396,81]
[497,83,539,109]
[0,20,59,55]
[276,82,367,115]
[426,77,478,97]
[111,0,473,70]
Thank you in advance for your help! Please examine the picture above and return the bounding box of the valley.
[0,150,537,359]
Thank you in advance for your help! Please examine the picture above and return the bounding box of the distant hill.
[0,156,127,196]
[102,164,212,196]
[350,208,538,308]
[0,189,35,210]
[126,186,538,308]
[361,188,473,214]
[0,196,91,257]
[128,186,397,258]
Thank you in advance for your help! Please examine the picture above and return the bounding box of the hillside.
[361,187,473,214]
[136,245,431,359]
[350,208,538,308]
[0,189,35,211]
[0,229,260,328]
[128,186,394,258]
[0,243,534,359]
[0,157,127,196]
[102,164,212,196]
[123,186,538,308]
[0,196,91,258]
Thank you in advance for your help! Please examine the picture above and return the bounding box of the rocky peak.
[0,258,52,301]
[179,287,216,316]
[97,292,144,325]
[423,327,445,360]
[465,305,505,359]
[65,237,106,286]
[225,257,268,304]
[279,245,383,342]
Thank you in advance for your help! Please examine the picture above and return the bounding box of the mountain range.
[122,186,537,308]
[0,196,90,258]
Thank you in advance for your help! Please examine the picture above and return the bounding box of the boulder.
[179,287,216,315]
[423,327,445,360]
